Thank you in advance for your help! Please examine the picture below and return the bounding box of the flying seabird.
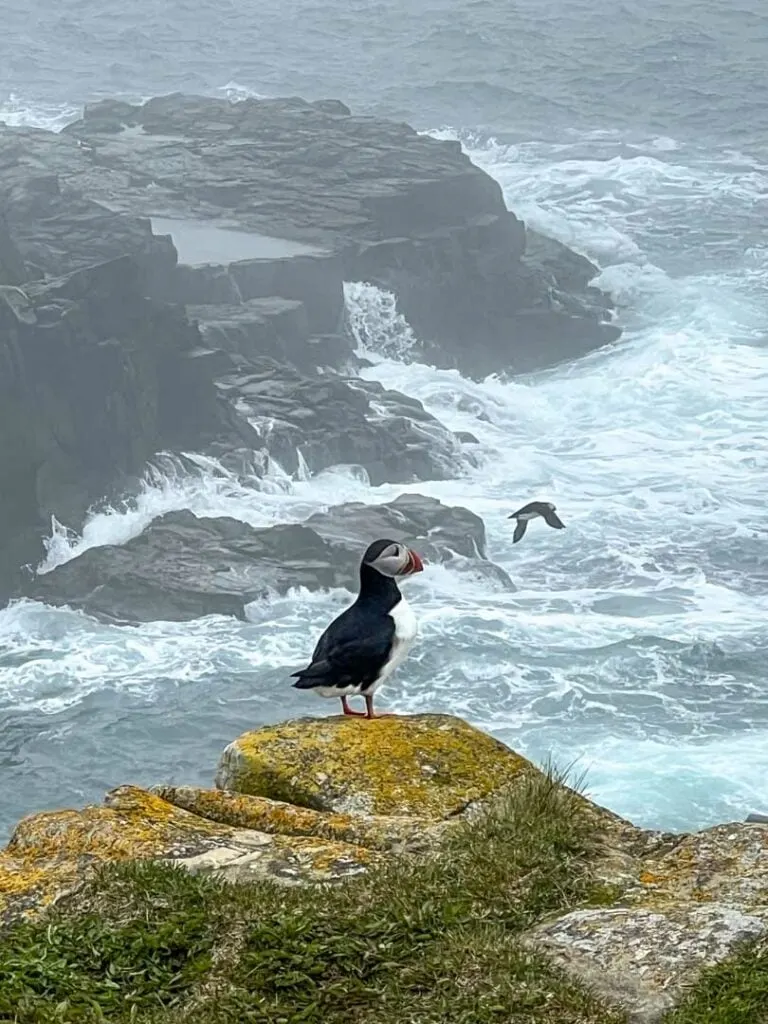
[508,501,566,544]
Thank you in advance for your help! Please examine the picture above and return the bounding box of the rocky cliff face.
[0,254,258,599]
[0,91,620,604]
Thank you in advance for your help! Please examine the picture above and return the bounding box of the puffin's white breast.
[390,596,418,643]
[371,597,418,689]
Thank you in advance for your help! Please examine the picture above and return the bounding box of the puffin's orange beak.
[405,549,424,574]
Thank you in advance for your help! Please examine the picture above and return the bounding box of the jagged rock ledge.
[0,713,765,1023]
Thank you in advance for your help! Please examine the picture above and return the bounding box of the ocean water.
[1,0,767,839]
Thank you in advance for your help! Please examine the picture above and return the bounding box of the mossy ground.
[2,769,759,1024]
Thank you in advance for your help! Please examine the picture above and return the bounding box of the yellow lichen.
[0,786,234,923]
[629,824,768,914]
[638,871,667,885]
[217,713,530,819]
[269,834,376,874]
[153,784,446,851]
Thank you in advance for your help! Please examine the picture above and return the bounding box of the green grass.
[664,936,768,1024]
[0,769,628,1024]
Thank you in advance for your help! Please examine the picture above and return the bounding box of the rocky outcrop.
[527,822,768,1023]
[24,494,509,622]
[0,715,536,926]
[0,91,619,598]
[0,783,373,927]
[0,710,765,1023]
[215,714,526,816]
[217,360,471,483]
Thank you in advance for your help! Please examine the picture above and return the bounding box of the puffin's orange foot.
[341,696,366,717]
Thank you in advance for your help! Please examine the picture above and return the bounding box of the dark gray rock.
[745,813,768,824]
[0,212,26,285]
[26,512,337,623]
[0,92,618,377]
[24,495,506,622]
[0,255,260,599]
[217,360,471,484]
[189,297,354,374]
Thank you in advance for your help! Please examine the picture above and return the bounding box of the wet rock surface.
[219,359,471,484]
[24,494,506,622]
[0,255,254,601]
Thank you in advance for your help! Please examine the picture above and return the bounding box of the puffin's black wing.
[291,606,396,692]
[512,519,528,544]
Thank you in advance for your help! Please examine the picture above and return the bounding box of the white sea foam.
[0,94,79,131]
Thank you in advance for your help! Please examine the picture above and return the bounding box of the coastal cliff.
[0,713,765,1023]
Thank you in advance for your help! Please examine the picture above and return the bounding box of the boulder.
[1,708,766,1024]
[0,714,540,927]
[526,822,768,1023]
[24,494,504,622]
[215,714,528,817]
[0,784,372,927]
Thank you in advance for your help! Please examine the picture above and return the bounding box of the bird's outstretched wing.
[291,613,395,690]
[512,519,528,544]
[509,502,537,519]
[543,508,566,530]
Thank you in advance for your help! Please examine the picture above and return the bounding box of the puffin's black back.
[291,547,402,693]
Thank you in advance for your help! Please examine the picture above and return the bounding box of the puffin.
[291,538,424,719]
[508,501,566,544]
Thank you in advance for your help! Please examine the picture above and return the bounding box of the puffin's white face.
[546,502,556,510]
[365,541,424,578]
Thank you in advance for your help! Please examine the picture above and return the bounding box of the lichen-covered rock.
[529,904,767,1024]
[524,820,768,1023]
[215,713,531,817]
[0,784,372,926]
[153,784,447,853]
[630,821,768,911]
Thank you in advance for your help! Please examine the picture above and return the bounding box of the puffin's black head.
[362,538,424,578]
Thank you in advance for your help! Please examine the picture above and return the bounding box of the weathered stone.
[629,822,768,911]
[1,93,618,378]
[525,820,768,1022]
[528,904,766,1024]
[218,361,469,485]
[1,706,766,1024]
[0,254,255,597]
[153,784,447,854]
[190,297,354,374]
[215,713,531,817]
